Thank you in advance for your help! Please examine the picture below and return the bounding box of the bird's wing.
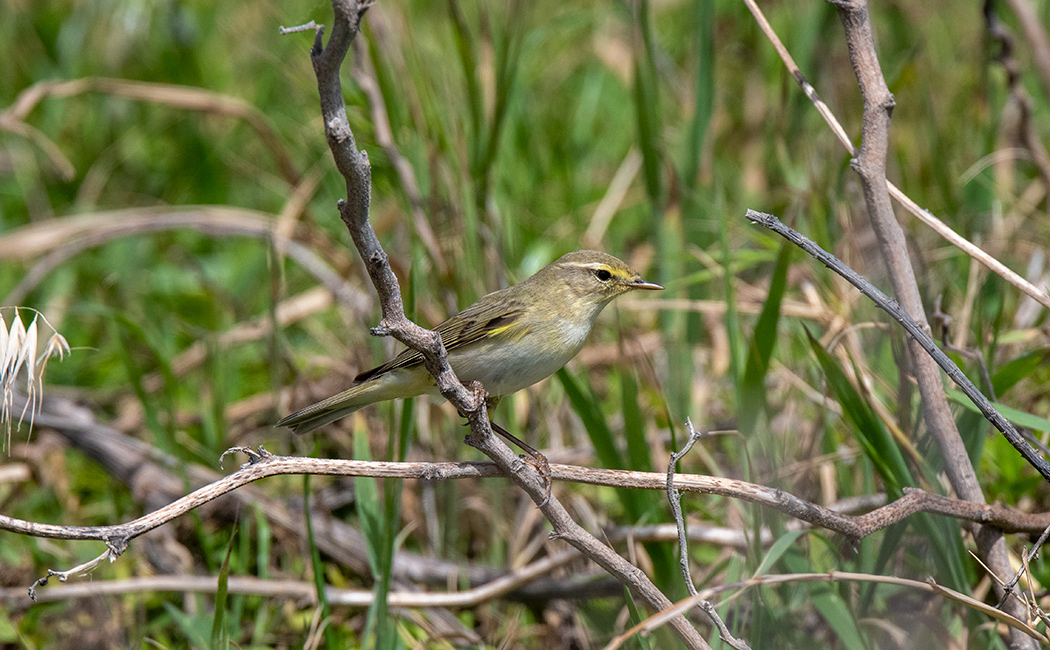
[353,290,527,383]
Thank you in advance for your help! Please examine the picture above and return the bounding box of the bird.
[277,250,663,434]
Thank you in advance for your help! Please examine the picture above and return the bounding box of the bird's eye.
[595,269,612,281]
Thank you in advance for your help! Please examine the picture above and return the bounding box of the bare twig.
[746,209,1050,482]
[668,419,705,597]
[8,441,1050,563]
[12,549,583,609]
[998,522,1050,607]
[28,547,118,601]
[279,21,320,35]
[667,419,751,650]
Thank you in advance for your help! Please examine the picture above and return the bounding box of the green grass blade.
[558,368,625,470]
[658,220,691,419]
[957,349,1049,463]
[681,0,715,246]
[752,530,805,577]
[948,388,1050,433]
[633,0,663,205]
[623,585,654,650]
[251,505,273,643]
[738,242,791,436]
[110,311,179,457]
[305,471,343,648]
[621,370,654,474]
[202,337,227,452]
[209,525,236,648]
[558,368,681,598]
[447,0,483,170]
[163,602,212,650]
[719,192,745,390]
[992,348,1050,395]
[353,423,393,648]
[810,586,867,649]
[807,330,912,496]
[482,6,523,183]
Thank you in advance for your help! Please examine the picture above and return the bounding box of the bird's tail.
[277,371,424,434]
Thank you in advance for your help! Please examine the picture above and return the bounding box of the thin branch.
[668,419,705,597]
[746,208,1050,482]
[667,419,751,650]
[7,445,1050,553]
[27,547,117,601]
[998,522,1050,607]
[13,549,583,609]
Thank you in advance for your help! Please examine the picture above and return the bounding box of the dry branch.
[741,2,1043,643]
[7,550,584,610]
[8,422,1050,550]
[828,4,1036,645]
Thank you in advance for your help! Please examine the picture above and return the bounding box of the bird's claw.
[522,452,553,507]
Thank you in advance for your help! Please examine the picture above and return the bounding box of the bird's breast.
[448,315,593,397]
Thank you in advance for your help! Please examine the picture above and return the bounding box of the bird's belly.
[448,328,586,397]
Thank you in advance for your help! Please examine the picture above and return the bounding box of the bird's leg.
[487,422,554,508]
[460,386,553,506]
[483,396,549,486]
[489,421,552,507]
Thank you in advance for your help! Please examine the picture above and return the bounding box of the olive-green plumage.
[277,250,662,434]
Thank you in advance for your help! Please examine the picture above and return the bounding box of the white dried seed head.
[0,308,72,450]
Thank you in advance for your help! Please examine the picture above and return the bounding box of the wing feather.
[354,290,526,383]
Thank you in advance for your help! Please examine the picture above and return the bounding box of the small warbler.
[278,250,662,434]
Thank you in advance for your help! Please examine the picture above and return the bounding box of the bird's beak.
[628,277,664,291]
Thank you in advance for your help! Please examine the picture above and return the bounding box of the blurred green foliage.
[2,0,1049,648]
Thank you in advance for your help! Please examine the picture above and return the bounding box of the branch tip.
[278,21,322,36]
